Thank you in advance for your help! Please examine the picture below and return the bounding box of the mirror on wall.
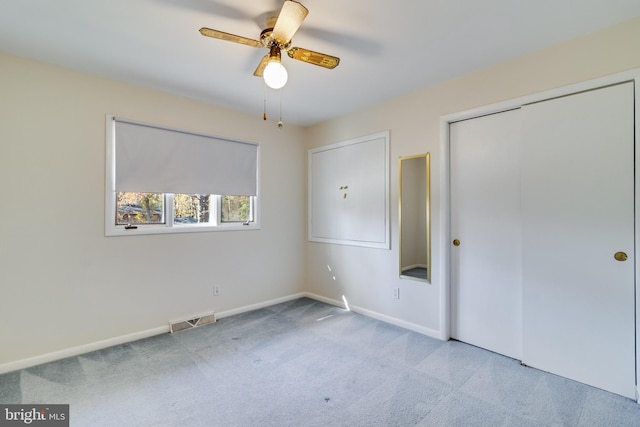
[399,153,431,282]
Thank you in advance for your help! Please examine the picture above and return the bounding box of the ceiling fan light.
[263,60,288,89]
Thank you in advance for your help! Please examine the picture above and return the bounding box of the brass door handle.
[614,252,628,261]
[453,239,460,247]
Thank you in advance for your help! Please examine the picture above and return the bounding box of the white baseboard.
[0,292,442,375]
[215,293,307,319]
[302,292,346,308]
[0,326,168,375]
[303,292,443,340]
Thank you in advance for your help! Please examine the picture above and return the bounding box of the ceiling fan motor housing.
[260,28,290,50]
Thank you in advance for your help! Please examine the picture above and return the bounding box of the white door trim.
[439,69,640,401]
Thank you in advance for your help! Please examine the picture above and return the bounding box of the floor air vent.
[170,312,216,333]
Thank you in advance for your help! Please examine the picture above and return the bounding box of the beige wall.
[0,53,306,368]
[305,17,640,336]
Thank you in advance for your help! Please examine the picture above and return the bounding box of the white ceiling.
[1,0,640,126]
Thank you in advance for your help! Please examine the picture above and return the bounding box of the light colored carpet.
[1,298,639,426]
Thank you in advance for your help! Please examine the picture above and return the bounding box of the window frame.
[105,116,260,236]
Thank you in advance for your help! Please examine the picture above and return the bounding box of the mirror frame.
[398,153,431,282]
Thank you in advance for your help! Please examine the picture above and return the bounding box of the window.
[105,117,259,236]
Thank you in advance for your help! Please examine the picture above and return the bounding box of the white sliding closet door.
[521,82,636,399]
[450,109,523,360]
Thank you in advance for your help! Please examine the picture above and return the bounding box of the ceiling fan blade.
[272,1,309,44]
[287,47,340,69]
[199,27,262,48]
[253,55,270,77]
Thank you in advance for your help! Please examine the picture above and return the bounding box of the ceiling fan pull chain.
[263,81,267,121]
[278,89,284,128]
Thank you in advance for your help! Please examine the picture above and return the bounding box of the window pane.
[174,194,212,224]
[116,192,164,224]
[221,195,252,223]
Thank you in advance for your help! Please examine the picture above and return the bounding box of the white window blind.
[114,118,258,196]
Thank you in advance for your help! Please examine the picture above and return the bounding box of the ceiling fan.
[199,0,340,89]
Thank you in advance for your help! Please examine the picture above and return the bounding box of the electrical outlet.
[213,286,221,296]
[392,287,400,300]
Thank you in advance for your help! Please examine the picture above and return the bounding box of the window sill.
[105,222,260,237]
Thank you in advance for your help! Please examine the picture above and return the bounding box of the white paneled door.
[450,109,523,360]
[450,81,636,399]
[521,82,636,399]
